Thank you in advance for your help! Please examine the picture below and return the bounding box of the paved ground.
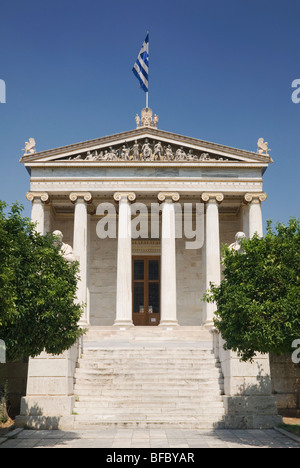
[0,427,299,448]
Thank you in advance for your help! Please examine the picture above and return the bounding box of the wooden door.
[132,257,160,326]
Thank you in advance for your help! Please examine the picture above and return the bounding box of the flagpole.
[146,30,149,108]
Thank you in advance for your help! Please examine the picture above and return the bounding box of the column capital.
[244,192,267,204]
[69,192,92,204]
[113,192,136,203]
[201,192,224,203]
[26,192,49,203]
[157,192,180,203]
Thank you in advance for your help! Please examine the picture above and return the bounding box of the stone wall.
[0,359,28,419]
[270,353,300,417]
[89,220,117,325]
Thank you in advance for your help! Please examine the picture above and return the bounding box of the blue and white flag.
[132,33,149,93]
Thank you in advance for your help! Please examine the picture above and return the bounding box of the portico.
[17,109,282,430]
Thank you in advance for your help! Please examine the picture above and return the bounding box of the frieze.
[30,180,263,193]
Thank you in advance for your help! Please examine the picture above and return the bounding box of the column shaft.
[70,192,92,326]
[158,192,180,327]
[244,193,267,238]
[202,193,224,327]
[26,192,49,235]
[114,192,136,327]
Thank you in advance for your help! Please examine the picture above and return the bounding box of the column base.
[159,320,179,328]
[113,320,134,328]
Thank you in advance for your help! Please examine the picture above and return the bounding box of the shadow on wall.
[15,401,62,430]
[214,362,282,430]
[0,358,28,420]
[270,353,300,418]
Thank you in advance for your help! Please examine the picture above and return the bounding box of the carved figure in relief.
[164,144,174,161]
[86,151,94,160]
[187,149,196,160]
[121,145,130,160]
[175,147,186,160]
[107,146,118,160]
[200,152,210,161]
[142,139,153,160]
[132,140,140,160]
[153,141,163,160]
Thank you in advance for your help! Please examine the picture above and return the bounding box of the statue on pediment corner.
[23,138,36,156]
[257,138,271,156]
[135,114,140,128]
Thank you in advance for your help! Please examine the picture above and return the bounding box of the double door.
[132,256,160,326]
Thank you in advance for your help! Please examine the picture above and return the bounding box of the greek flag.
[132,33,149,93]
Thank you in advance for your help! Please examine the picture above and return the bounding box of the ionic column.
[70,192,92,326]
[26,192,49,235]
[158,192,180,327]
[201,193,224,327]
[113,192,136,327]
[244,192,267,238]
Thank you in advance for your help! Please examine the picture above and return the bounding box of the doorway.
[132,256,160,326]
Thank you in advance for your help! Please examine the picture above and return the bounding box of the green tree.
[205,218,300,361]
[0,201,85,361]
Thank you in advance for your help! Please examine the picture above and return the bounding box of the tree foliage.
[0,201,85,361]
[205,218,300,361]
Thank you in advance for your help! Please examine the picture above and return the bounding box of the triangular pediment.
[20,127,272,165]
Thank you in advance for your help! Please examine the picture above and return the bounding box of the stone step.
[73,420,225,430]
[74,377,224,387]
[73,327,225,430]
[74,400,225,409]
[75,367,220,380]
[73,406,226,416]
[74,388,224,397]
[84,326,212,340]
[82,347,214,352]
[74,394,225,404]
[73,414,225,429]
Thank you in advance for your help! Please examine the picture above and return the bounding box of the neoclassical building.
[17,108,282,429]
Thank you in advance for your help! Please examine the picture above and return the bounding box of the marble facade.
[16,109,281,429]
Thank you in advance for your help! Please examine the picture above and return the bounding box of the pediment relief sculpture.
[59,138,230,163]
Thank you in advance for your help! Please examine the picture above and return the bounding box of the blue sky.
[0,0,299,227]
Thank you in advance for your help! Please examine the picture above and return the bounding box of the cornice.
[20,127,272,165]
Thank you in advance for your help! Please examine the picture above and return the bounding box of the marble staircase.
[72,327,226,429]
